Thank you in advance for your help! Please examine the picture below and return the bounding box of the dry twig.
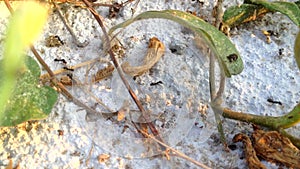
[80,0,166,148]
[52,1,89,47]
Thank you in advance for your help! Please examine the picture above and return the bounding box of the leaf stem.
[210,0,227,147]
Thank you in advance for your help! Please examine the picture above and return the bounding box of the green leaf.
[295,31,300,70]
[0,2,48,116]
[0,55,58,127]
[109,10,244,77]
[249,0,300,26]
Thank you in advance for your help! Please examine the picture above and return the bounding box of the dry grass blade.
[136,128,212,169]
[40,57,110,83]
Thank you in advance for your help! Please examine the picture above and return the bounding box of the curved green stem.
[223,102,300,129]
[223,102,300,148]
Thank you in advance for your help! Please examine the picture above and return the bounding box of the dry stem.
[81,0,166,148]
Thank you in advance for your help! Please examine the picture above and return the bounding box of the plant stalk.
[81,0,165,146]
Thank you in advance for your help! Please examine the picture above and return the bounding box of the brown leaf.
[121,37,165,77]
[233,133,266,169]
[117,100,130,121]
[98,154,110,163]
[252,129,300,168]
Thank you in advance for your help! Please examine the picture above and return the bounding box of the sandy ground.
[0,0,300,168]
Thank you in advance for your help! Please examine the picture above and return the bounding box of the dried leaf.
[252,129,300,168]
[121,37,165,76]
[98,154,110,163]
[117,110,126,121]
[233,133,266,169]
[117,100,130,121]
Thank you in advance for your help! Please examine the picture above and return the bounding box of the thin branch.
[31,46,102,115]
[209,51,226,146]
[92,3,113,7]
[40,57,109,81]
[73,78,115,113]
[214,0,226,103]
[80,0,165,146]
[52,1,89,47]
[4,0,13,13]
[214,0,224,29]
[137,128,212,169]
[131,0,140,17]
[209,50,216,100]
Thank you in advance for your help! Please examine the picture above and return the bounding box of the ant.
[63,66,74,71]
[150,81,163,86]
[279,48,284,56]
[267,98,282,105]
[54,58,67,64]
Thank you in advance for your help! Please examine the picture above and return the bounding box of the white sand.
[0,0,299,168]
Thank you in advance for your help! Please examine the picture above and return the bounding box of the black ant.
[150,81,163,86]
[267,98,282,105]
[54,58,67,64]
[54,35,64,45]
[279,48,284,56]
[63,66,74,71]
[67,73,73,79]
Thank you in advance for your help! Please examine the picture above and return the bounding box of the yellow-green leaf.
[223,4,269,28]
[249,0,300,26]
[294,31,300,70]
